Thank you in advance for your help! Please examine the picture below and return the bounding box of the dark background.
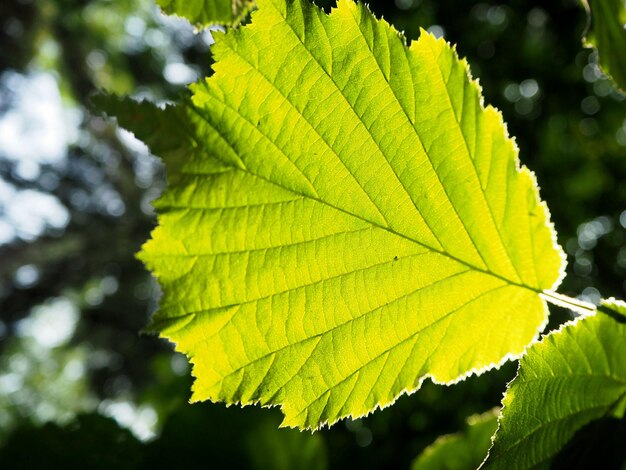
[0,0,625,468]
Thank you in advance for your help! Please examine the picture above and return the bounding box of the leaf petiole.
[540,291,597,316]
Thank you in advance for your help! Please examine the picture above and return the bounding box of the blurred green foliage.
[582,0,626,91]
[0,0,624,468]
[411,410,498,470]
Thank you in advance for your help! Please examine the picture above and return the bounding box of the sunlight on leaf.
[99,0,565,430]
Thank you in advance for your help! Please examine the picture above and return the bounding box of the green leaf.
[246,419,327,470]
[483,298,626,469]
[156,0,255,28]
[101,0,565,430]
[582,0,626,91]
[412,409,498,470]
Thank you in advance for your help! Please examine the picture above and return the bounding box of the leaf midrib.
[344,3,525,285]
[270,1,490,272]
[201,0,537,291]
[185,99,542,297]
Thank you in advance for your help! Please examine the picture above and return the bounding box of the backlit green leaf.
[156,0,254,28]
[412,409,498,470]
[582,0,626,91]
[483,298,626,469]
[101,0,565,429]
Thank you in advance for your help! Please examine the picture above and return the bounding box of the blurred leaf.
[0,414,143,470]
[411,409,498,470]
[100,0,565,431]
[247,419,327,470]
[156,0,255,27]
[582,0,626,91]
[483,298,626,469]
[0,404,327,470]
[142,402,327,469]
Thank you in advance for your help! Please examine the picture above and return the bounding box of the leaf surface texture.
[102,0,565,429]
[483,299,626,469]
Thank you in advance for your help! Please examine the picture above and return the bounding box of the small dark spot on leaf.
[393,256,399,261]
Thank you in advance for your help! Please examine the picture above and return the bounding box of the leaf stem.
[540,291,597,316]
[543,292,626,325]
